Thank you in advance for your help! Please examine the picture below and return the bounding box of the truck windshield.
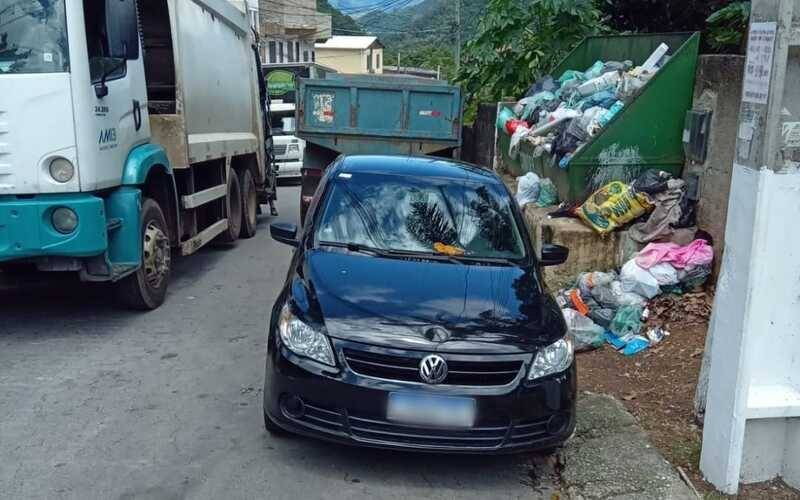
[316,172,526,261]
[0,0,69,74]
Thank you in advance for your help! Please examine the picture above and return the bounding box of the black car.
[263,155,575,453]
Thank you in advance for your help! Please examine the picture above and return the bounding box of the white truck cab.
[270,101,304,179]
[0,0,275,309]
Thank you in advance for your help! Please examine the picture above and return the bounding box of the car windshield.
[0,0,69,74]
[316,171,526,261]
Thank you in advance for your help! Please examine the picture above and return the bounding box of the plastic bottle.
[577,71,621,97]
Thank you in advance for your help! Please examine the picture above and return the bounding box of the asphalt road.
[0,186,555,500]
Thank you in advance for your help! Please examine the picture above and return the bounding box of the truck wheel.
[238,169,258,239]
[115,198,171,310]
[217,171,242,243]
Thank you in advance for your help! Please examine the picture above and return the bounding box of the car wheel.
[115,198,171,310]
[238,169,258,239]
[263,410,288,436]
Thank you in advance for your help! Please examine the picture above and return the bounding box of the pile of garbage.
[556,237,713,356]
[497,43,671,167]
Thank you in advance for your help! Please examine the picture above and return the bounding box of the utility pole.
[455,0,461,73]
[699,0,800,494]
[397,52,401,71]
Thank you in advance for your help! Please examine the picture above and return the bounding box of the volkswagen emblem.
[419,354,448,384]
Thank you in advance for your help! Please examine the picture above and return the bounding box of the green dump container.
[500,32,700,202]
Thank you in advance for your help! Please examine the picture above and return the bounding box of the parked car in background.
[263,155,575,453]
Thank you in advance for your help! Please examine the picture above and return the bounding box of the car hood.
[292,249,565,354]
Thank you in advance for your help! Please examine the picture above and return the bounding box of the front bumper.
[264,339,577,453]
[0,194,108,262]
[276,159,302,178]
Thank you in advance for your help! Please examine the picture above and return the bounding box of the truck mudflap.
[0,194,108,262]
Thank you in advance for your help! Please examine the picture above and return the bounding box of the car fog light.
[52,207,78,234]
[49,158,75,183]
[528,336,573,380]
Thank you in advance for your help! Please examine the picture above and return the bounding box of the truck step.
[181,183,227,209]
[179,219,229,256]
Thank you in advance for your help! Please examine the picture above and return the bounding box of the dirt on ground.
[577,291,800,499]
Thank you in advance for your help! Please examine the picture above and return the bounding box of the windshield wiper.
[318,241,392,257]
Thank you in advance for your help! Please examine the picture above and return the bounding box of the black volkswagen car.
[263,155,575,453]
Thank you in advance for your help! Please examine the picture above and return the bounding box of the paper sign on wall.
[742,22,777,105]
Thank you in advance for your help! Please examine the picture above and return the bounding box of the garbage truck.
[296,74,463,221]
[0,0,276,309]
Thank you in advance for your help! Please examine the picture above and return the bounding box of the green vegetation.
[456,0,607,119]
[317,0,366,36]
[706,2,750,54]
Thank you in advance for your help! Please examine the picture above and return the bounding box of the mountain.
[317,0,366,35]
[357,0,487,80]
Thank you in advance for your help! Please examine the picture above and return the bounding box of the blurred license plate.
[387,393,476,428]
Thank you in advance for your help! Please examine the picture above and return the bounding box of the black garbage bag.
[552,118,588,161]
[631,169,673,195]
[673,173,699,228]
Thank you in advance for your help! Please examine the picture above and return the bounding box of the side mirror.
[106,0,140,60]
[540,244,569,267]
[270,222,299,247]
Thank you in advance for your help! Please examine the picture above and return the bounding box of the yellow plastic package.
[578,181,652,235]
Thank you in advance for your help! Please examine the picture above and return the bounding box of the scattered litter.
[645,326,670,345]
[515,172,541,206]
[620,259,661,299]
[610,305,644,338]
[577,181,653,235]
[562,308,605,352]
[622,336,650,356]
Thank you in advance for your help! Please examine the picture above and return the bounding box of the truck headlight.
[528,336,573,380]
[52,207,78,234]
[278,306,335,366]
[49,158,75,183]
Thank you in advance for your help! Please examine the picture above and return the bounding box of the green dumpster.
[499,32,700,202]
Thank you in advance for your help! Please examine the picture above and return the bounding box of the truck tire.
[238,169,258,239]
[217,170,242,243]
[115,198,171,310]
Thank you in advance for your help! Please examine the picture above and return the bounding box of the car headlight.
[278,306,335,366]
[49,158,75,183]
[528,336,573,380]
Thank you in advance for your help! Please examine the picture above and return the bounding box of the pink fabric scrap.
[635,239,713,270]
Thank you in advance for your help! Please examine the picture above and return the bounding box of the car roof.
[333,155,503,185]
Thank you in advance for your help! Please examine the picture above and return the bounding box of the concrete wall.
[683,55,746,276]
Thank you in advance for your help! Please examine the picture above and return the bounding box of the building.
[229,0,260,32]
[259,0,332,65]
[315,36,384,74]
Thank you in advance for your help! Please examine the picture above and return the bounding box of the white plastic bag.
[515,172,541,207]
[509,125,531,159]
[592,280,647,308]
[562,308,605,351]
[620,259,660,299]
[648,262,679,285]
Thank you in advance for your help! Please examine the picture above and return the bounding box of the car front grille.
[342,348,524,387]
[273,144,287,155]
[287,399,555,451]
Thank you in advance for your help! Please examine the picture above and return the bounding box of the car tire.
[238,169,258,239]
[263,410,288,436]
[115,198,171,310]
[216,170,242,243]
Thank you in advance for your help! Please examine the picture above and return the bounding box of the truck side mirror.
[106,0,140,60]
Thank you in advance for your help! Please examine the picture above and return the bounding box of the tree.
[456,0,607,116]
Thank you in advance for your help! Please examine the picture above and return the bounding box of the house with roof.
[315,36,384,74]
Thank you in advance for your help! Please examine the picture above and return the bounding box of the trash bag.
[610,305,644,337]
[515,172,540,207]
[583,60,606,80]
[562,308,605,352]
[631,169,673,195]
[535,179,559,207]
[552,118,589,162]
[635,239,713,269]
[596,101,624,128]
[577,181,653,235]
[588,307,616,329]
[509,125,531,159]
[577,90,618,112]
[515,91,557,122]
[648,262,679,285]
[678,263,712,290]
[577,270,617,297]
[591,281,646,308]
[620,259,660,299]
[523,75,557,97]
[603,60,633,73]
[557,69,584,84]
[496,107,516,133]
[577,71,621,97]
